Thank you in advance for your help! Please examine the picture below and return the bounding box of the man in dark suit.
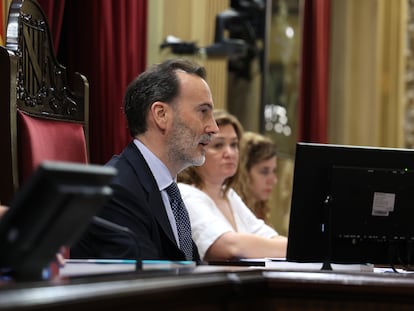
[71,59,219,262]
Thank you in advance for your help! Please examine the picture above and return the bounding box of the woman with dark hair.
[233,131,278,224]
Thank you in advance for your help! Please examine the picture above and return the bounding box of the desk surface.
[1,265,414,311]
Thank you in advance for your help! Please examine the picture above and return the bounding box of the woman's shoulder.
[177,183,205,198]
[177,183,216,213]
[227,188,244,202]
[227,188,253,213]
[177,182,196,192]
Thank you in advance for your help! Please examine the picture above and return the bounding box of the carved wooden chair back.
[0,0,89,204]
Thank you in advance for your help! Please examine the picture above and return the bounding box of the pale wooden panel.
[379,0,405,147]
[163,0,193,40]
[193,0,229,110]
[203,58,227,110]
[147,0,164,67]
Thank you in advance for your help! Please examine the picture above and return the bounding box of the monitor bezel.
[286,142,414,267]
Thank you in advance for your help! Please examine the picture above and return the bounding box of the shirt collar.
[134,138,174,191]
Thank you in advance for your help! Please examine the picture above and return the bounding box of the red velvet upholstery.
[17,110,88,185]
[18,110,88,259]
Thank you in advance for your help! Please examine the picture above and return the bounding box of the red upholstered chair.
[0,0,89,211]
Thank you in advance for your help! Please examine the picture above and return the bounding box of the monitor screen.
[287,142,414,267]
[0,161,117,280]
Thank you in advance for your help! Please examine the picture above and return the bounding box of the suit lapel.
[123,142,178,248]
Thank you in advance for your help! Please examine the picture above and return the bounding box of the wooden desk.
[1,267,414,310]
[263,270,414,310]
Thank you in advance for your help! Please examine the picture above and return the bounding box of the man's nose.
[206,116,219,134]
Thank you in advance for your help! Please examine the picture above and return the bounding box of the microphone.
[91,216,142,271]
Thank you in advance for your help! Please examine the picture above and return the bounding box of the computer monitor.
[287,142,414,268]
[0,161,117,280]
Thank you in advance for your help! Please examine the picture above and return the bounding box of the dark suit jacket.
[71,141,200,262]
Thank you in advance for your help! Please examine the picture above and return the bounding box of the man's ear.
[150,101,169,130]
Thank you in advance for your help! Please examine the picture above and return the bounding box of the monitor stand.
[321,194,333,271]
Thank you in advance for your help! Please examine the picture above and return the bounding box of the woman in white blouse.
[178,109,287,262]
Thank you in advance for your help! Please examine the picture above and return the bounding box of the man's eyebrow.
[199,103,213,109]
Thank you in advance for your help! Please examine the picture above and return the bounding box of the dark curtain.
[298,0,330,143]
[39,0,148,165]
